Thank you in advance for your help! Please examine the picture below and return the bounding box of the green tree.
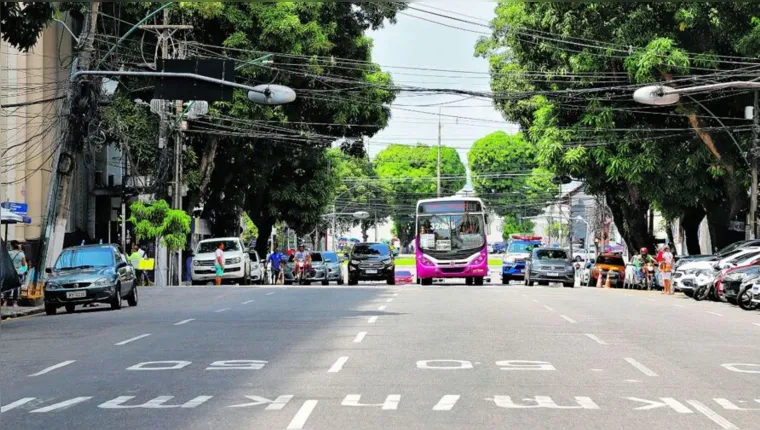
[468,131,555,218]
[1,3,53,51]
[128,200,191,253]
[477,2,760,252]
[374,144,467,245]
[501,215,535,240]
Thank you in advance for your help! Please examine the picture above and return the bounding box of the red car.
[395,270,413,285]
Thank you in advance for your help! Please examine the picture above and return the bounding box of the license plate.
[547,272,559,277]
[365,269,377,274]
[66,291,86,299]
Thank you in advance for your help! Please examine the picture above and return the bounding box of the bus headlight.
[421,257,435,267]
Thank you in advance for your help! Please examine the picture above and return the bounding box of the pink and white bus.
[415,196,489,285]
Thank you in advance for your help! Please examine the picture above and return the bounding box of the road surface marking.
[532,299,539,303]
[1,397,35,413]
[353,332,367,343]
[368,316,378,324]
[585,334,607,345]
[174,319,195,326]
[242,300,255,304]
[591,369,603,372]
[215,308,230,313]
[687,400,738,429]
[624,357,658,377]
[543,305,554,312]
[393,293,399,296]
[433,395,460,411]
[286,400,318,429]
[30,397,92,413]
[115,334,151,346]
[707,311,723,316]
[328,356,349,373]
[265,292,275,296]
[754,323,760,328]
[645,298,656,302]
[386,298,394,303]
[378,305,387,311]
[674,304,685,308]
[560,315,577,324]
[28,360,77,377]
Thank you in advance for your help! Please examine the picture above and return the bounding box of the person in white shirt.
[659,245,674,295]
[215,242,225,286]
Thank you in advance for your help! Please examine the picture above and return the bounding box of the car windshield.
[418,214,485,251]
[508,242,535,253]
[197,240,239,253]
[321,252,337,262]
[353,244,390,256]
[596,255,625,266]
[55,248,114,270]
[534,249,569,261]
[311,253,324,262]
[717,241,756,256]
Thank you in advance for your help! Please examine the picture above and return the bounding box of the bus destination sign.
[420,201,481,214]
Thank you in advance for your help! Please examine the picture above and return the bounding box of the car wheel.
[539,281,549,286]
[322,280,329,286]
[110,285,123,310]
[421,277,433,286]
[348,277,358,286]
[45,303,57,315]
[387,276,395,286]
[466,277,474,286]
[191,280,203,286]
[474,277,484,286]
[501,275,509,285]
[337,279,344,285]
[739,288,759,310]
[65,304,76,314]
[127,285,139,307]
[683,289,694,298]
[563,282,574,288]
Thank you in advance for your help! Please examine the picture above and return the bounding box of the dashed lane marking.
[624,357,658,377]
[215,308,230,313]
[378,305,387,311]
[560,315,577,324]
[28,360,76,377]
[174,319,195,326]
[1,398,35,413]
[242,300,255,304]
[30,397,92,413]
[353,332,367,343]
[368,316,378,324]
[433,395,460,411]
[286,400,318,430]
[115,334,151,346]
[265,292,275,296]
[707,311,723,317]
[585,334,607,345]
[386,298,394,303]
[543,305,554,311]
[674,304,685,308]
[686,400,738,429]
[328,356,349,373]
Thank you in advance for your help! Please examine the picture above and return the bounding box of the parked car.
[675,239,760,270]
[308,251,344,285]
[395,270,413,285]
[191,237,250,285]
[347,242,395,285]
[721,265,760,305]
[524,247,575,288]
[44,244,137,315]
[248,249,265,284]
[589,253,626,287]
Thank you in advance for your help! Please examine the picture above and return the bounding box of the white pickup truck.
[191,237,250,285]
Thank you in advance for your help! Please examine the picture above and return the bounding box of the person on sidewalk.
[659,245,674,295]
[215,242,225,286]
[2,241,27,308]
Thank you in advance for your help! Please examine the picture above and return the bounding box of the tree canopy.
[0,2,53,51]
[373,144,466,245]
[477,2,760,252]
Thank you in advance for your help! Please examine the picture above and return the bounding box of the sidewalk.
[1,304,44,320]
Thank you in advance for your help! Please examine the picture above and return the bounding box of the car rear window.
[596,255,625,265]
[353,244,390,256]
[534,249,569,260]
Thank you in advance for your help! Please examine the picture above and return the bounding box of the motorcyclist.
[632,247,656,284]
[294,245,311,278]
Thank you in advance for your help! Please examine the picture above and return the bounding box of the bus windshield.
[418,214,485,252]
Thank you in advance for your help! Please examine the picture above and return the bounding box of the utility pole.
[750,90,759,239]
[43,0,100,270]
[437,107,442,197]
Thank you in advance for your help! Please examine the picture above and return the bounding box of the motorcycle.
[643,262,656,290]
[693,271,718,301]
[294,260,312,285]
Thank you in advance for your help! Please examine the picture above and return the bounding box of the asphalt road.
[2,281,760,430]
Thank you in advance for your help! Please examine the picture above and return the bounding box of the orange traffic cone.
[604,271,612,289]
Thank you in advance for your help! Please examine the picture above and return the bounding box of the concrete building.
[1,24,72,256]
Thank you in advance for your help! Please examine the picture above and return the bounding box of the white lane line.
[215,308,230,313]
[242,300,255,304]
[28,360,76,377]
[265,292,275,296]
[687,400,738,429]
[707,311,723,316]
[30,397,92,413]
[368,316,378,324]
[754,322,760,327]
[393,293,399,296]
[328,356,349,373]
[543,305,554,311]
[674,304,685,308]
[378,305,387,311]
[624,357,658,377]
[114,334,151,346]
[560,315,577,324]
[532,299,540,303]
[174,318,195,326]
[386,298,394,303]
[585,333,608,345]
[1,397,35,413]
[433,395,460,411]
[353,332,367,343]
[287,400,318,429]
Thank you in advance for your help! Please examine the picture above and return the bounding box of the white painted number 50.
[206,360,268,370]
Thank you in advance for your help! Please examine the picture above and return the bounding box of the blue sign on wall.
[1,202,28,215]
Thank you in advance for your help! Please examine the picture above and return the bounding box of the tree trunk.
[681,206,705,255]
[361,222,369,243]
[185,137,219,213]
[665,220,676,256]
[605,184,654,254]
[253,215,275,259]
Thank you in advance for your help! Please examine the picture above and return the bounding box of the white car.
[191,237,250,285]
[248,250,266,284]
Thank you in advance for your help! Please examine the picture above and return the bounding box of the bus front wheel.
[474,277,484,286]
[420,277,433,286]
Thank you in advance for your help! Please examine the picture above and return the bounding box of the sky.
[366,2,519,183]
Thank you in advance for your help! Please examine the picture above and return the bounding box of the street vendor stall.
[0,209,41,303]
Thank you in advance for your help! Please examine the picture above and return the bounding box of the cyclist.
[632,247,656,286]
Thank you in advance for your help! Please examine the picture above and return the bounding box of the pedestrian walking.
[215,242,225,286]
[659,245,674,295]
[268,249,285,285]
[2,240,27,308]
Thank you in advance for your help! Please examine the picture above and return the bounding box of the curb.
[1,307,45,320]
